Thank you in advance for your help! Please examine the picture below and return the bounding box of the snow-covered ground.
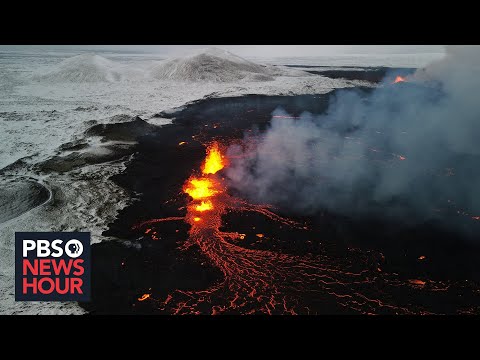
[0,48,443,314]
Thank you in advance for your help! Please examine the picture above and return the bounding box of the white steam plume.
[226,46,480,235]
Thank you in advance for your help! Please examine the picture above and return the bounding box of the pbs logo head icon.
[65,239,83,258]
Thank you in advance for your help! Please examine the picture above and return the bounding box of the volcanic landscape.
[82,91,480,315]
[2,47,480,315]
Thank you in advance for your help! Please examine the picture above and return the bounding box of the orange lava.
[202,142,227,175]
[394,76,406,84]
[184,178,218,199]
[183,142,227,222]
[409,279,426,286]
[178,141,187,146]
[196,200,213,212]
[138,293,151,301]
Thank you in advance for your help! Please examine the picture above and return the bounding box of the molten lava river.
[133,142,480,315]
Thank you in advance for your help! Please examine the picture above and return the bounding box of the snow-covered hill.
[33,54,127,83]
[149,47,304,82]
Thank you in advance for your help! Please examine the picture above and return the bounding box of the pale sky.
[0,45,445,57]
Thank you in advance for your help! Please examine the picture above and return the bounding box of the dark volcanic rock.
[302,67,416,83]
[85,116,158,142]
[36,145,134,173]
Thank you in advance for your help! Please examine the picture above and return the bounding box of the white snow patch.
[146,117,173,127]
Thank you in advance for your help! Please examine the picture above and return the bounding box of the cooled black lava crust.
[80,89,480,314]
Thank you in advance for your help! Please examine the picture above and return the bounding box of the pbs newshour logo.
[15,232,91,301]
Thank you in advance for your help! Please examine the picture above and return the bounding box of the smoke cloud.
[226,46,480,235]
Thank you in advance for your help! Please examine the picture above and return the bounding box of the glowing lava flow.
[394,75,406,84]
[182,142,226,224]
[135,141,480,315]
[184,178,218,199]
[196,200,213,212]
[202,142,226,175]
